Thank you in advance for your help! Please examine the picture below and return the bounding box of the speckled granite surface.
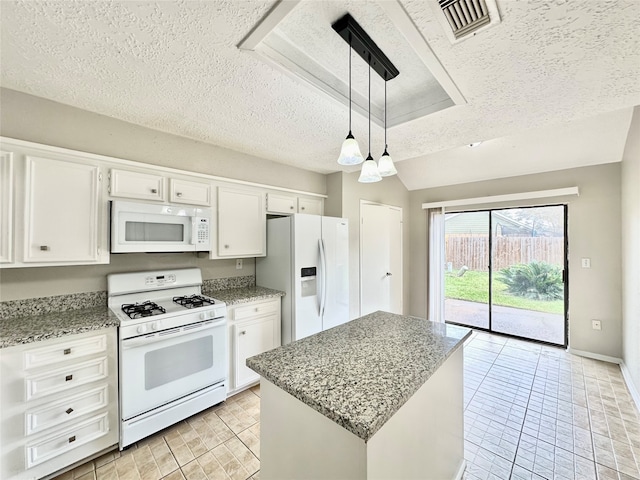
[0,291,107,320]
[246,311,471,442]
[206,286,284,306]
[202,275,255,292]
[0,307,118,349]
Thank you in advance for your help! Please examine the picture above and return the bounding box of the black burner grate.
[121,301,166,319]
[173,295,215,309]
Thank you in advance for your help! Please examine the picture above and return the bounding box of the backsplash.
[0,275,256,320]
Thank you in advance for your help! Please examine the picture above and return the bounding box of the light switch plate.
[592,320,601,330]
[236,259,243,270]
[581,258,591,268]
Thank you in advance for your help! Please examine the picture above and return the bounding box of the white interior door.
[360,203,403,316]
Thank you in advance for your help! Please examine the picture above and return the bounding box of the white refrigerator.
[256,214,349,344]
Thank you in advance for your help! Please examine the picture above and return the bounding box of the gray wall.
[621,107,640,397]
[409,163,623,359]
[0,88,326,301]
[329,172,411,319]
[0,88,326,194]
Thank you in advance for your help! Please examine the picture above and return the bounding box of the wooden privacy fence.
[445,236,564,271]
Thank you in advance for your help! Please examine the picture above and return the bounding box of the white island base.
[260,348,466,480]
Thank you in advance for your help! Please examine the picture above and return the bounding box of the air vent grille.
[439,0,491,39]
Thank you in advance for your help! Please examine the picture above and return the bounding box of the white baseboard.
[620,361,640,412]
[567,348,622,365]
[568,349,640,412]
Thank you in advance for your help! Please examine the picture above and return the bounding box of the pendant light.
[358,56,382,183]
[377,74,397,177]
[337,34,364,166]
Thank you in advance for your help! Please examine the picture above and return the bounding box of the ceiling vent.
[434,0,501,43]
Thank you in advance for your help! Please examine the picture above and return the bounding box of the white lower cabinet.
[228,298,281,395]
[0,329,118,480]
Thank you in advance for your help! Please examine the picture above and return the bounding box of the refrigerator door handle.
[319,238,327,319]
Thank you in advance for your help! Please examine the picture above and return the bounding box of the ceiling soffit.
[238,0,466,128]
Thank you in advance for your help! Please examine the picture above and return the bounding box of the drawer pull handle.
[240,331,246,335]
[68,435,76,443]
[63,348,71,355]
[66,408,74,415]
[40,245,49,251]
[65,374,73,382]
[151,188,158,194]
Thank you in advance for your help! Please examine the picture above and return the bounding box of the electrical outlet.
[581,258,591,268]
[592,320,601,330]
[236,259,243,270]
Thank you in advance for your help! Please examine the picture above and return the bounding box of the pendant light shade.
[338,35,364,166]
[359,155,383,183]
[338,131,364,165]
[378,147,397,176]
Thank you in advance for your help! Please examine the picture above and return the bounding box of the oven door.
[120,319,227,420]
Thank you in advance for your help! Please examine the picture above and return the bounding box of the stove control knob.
[200,312,207,320]
[151,322,159,331]
[137,325,146,334]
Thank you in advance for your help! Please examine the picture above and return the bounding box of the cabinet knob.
[66,408,74,415]
[65,374,73,382]
[224,245,229,249]
[151,188,158,194]
[290,206,294,210]
[386,272,392,276]
[68,435,76,443]
[40,245,49,251]
[176,192,183,197]
[301,206,305,210]
[63,348,71,355]
[240,331,246,335]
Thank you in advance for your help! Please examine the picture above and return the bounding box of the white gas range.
[107,268,227,449]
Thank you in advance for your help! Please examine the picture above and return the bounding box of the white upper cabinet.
[298,197,323,215]
[266,193,324,216]
[215,187,266,258]
[109,169,165,201]
[24,156,103,264]
[170,178,211,206]
[0,152,14,264]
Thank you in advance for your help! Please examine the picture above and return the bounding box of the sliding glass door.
[444,205,567,346]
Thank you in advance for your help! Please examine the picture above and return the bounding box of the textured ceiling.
[1,0,639,189]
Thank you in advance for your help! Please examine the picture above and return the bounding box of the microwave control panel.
[196,218,209,245]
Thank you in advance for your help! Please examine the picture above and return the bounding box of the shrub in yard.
[498,261,563,300]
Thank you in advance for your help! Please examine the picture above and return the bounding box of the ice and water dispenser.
[300,267,317,297]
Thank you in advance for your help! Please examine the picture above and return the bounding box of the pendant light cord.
[348,34,352,132]
[384,73,387,148]
[368,54,371,155]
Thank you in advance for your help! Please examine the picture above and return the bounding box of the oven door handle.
[121,318,226,349]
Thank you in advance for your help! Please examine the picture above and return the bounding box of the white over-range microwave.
[111,200,212,253]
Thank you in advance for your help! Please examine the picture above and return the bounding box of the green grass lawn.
[445,270,564,314]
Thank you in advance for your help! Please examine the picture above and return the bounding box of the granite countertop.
[205,285,284,306]
[246,311,471,442]
[0,307,118,349]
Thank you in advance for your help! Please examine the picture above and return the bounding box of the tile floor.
[54,330,640,480]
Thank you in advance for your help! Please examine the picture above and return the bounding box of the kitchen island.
[247,311,471,480]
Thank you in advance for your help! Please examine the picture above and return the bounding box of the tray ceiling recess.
[238,0,466,128]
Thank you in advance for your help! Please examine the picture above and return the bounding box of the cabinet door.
[170,178,211,206]
[298,197,323,215]
[109,169,164,201]
[24,157,101,263]
[266,193,296,214]
[234,315,277,389]
[217,187,265,257]
[0,151,14,263]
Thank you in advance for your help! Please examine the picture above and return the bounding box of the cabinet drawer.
[233,300,279,321]
[110,169,165,200]
[26,385,108,435]
[170,179,211,206]
[26,357,108,401]
[266,193,296,214]
[24,334,107,370]
[26,412,109,468]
